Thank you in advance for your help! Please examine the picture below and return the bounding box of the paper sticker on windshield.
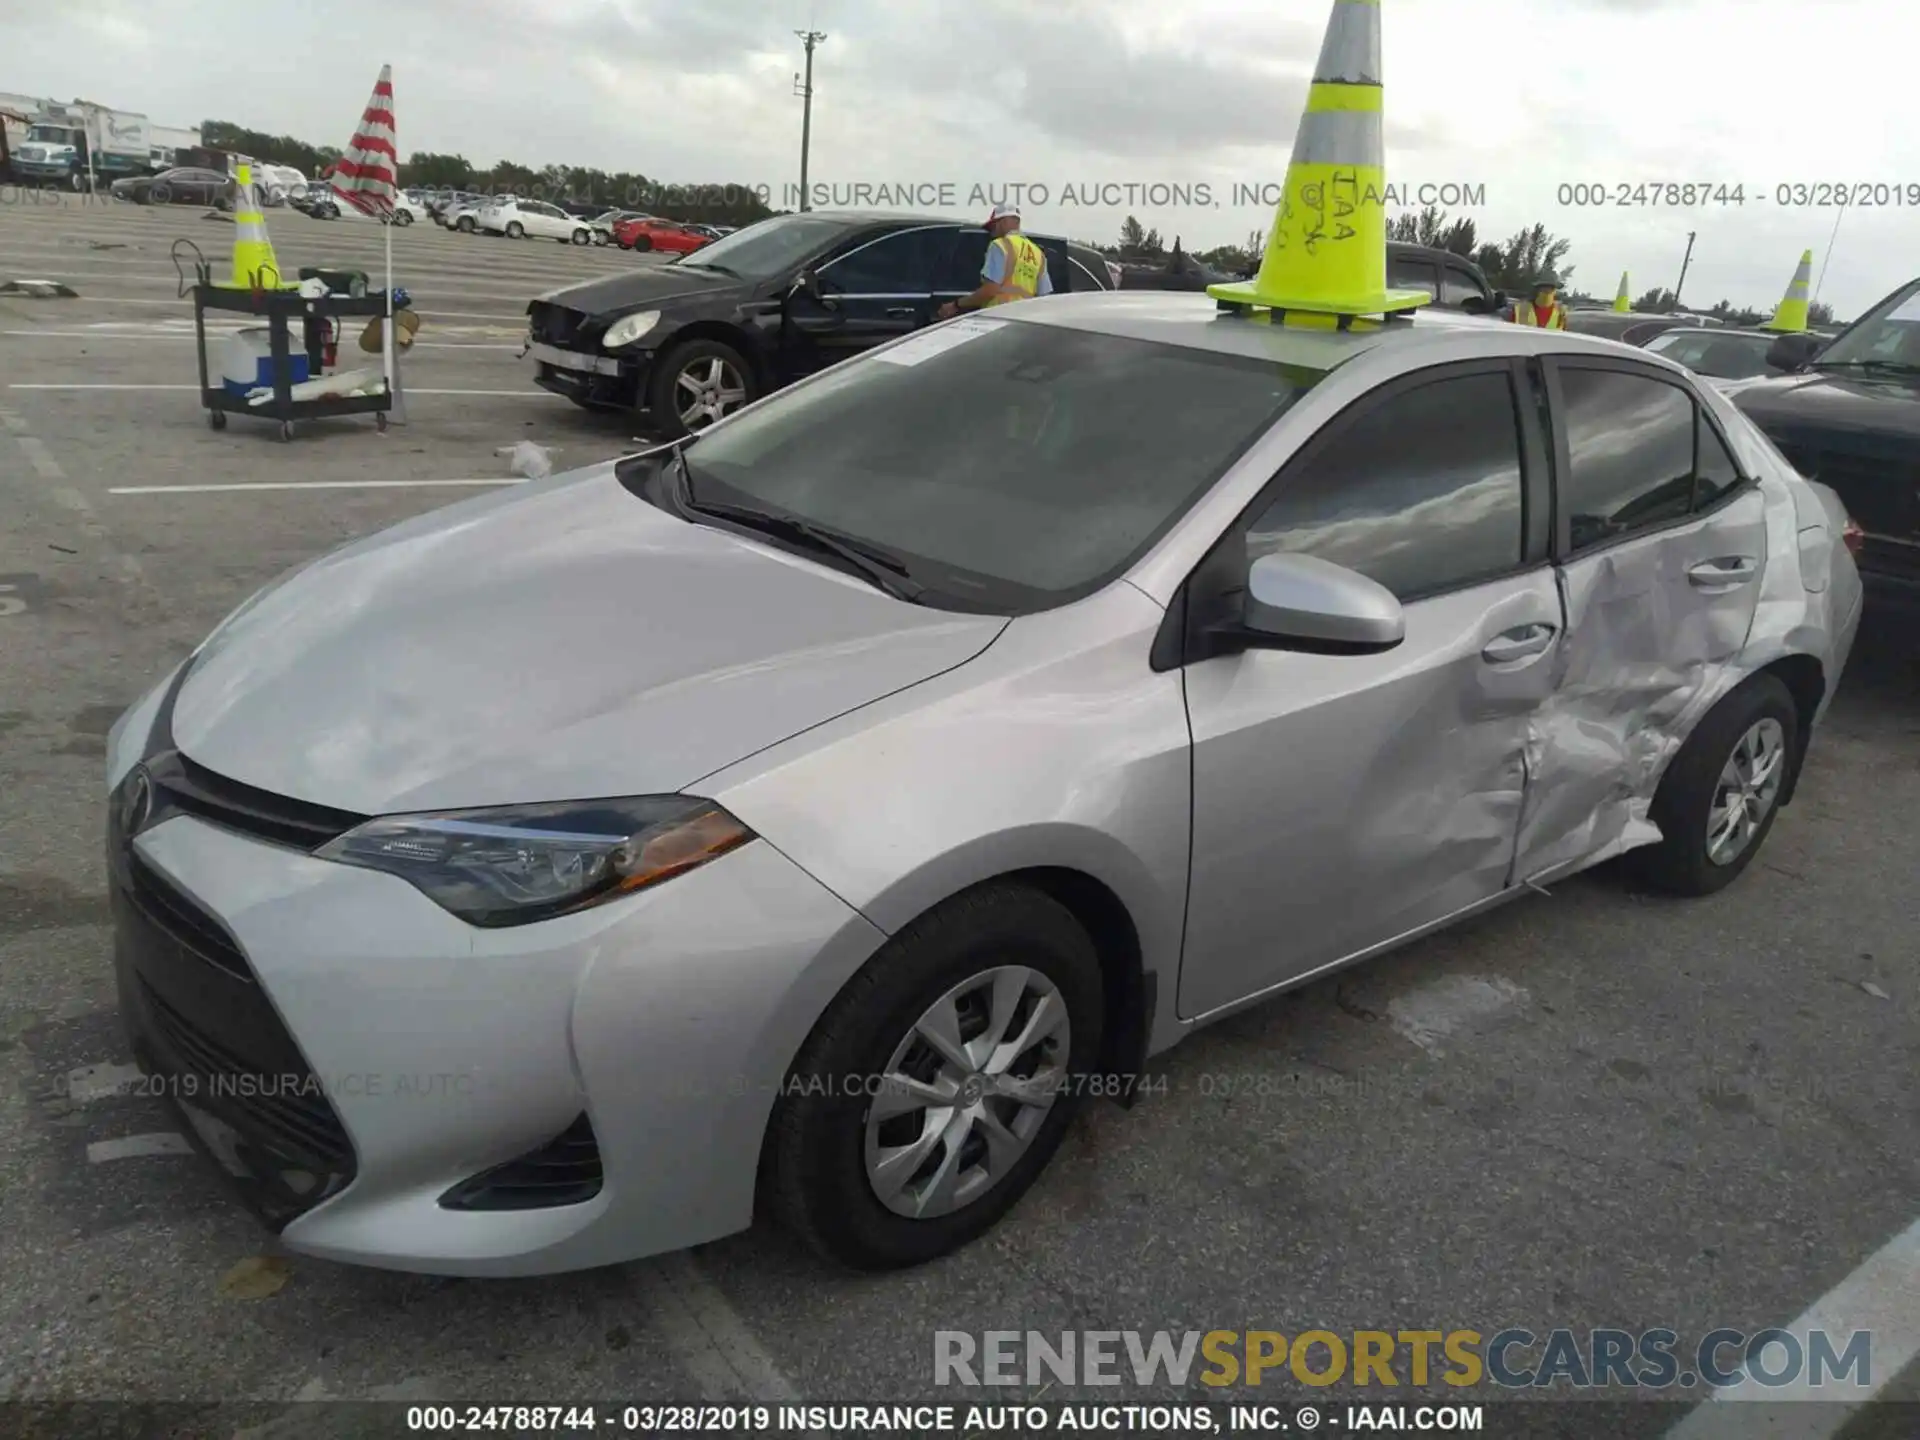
[873,316,1006,367]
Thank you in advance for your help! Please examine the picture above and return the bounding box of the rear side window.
[938,231,992,292]
[822,227,950,294]
[1247,369,1527,600]
[1557,368,1697,551]
[1440,268,1485,307]
[1388,256,1440,300]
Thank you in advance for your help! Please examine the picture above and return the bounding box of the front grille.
[440,1113,604,1211]
[529,302,593,349]
[138,976,354,1169]
[125,850,250,980]
[144,749,365,852]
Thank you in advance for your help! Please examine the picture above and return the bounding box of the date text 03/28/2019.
[1557,181,1920,208]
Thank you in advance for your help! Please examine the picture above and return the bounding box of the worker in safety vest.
[936,202,1051,319]
[1510,273,1569,329]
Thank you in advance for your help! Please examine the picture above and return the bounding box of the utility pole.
[794,31,826,213]
[1673,231,1697,310]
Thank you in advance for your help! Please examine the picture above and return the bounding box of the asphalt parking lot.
[0,191,1915,1435]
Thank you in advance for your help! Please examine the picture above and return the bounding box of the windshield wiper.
[1815,358,1920,376]
[679,482,925,602]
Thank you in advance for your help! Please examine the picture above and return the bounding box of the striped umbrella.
[330,65,402,415]
[330,64,397,217]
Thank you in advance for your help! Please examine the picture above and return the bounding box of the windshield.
[671,213,849,278]
[678,317,1314,612]
[1814,278,1920,368]
[1646,330,1775,379]
[25,125,76,145]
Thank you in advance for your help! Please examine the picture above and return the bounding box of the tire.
[393,210,413,226]
[570,228,590,246]
[456,215,476,233]
[505,221,525,239]
[645,338,756,440]
[207,410,227,431]
[764,883,1105,1270]
[631,234,653,253]
[1624,673,1799,897]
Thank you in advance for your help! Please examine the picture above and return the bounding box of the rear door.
[1387,252,1441,303]
[1513,358,1768,879]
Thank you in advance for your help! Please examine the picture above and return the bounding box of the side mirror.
[789,269,832,304]
[1765,333,1824,371]
[1240,552,1405,654]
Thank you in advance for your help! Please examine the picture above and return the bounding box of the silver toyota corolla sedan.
[105,292,1863,1276]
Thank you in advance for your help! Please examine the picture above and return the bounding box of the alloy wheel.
[674,358,747,430]
[863,966,1071,1220]
[1706,717,1786,866]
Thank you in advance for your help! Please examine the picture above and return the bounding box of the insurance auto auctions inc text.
[934,1327,1875,1392]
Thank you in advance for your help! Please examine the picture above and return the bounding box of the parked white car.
[257,165,309,207]
[446,195,515,232]
[479,199,595,245]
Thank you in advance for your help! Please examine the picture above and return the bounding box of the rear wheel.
[764,883,1104,1269]
[1625,674,1799,896]
[631,234,653,253]
[393,209,413,226]
[505,221,525,239]
[646,338,754,439]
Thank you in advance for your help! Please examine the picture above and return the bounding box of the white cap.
[987,201,1020,223]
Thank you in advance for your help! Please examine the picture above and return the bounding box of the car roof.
[993,289,1673,369]
[1648,326,1776,339]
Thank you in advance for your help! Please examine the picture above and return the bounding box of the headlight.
[315,796,753,928]
[602,310,661,348]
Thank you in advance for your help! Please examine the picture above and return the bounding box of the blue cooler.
[221,327,311,397]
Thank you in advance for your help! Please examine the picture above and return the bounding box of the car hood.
[537,264,746,319]
[171,464,1006,816]
[1731,369,1920,445]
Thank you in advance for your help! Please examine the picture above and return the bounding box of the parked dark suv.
[1384,243,1502,313]
[526,211,1116,439]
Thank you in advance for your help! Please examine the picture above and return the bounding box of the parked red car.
[611,216,711,255]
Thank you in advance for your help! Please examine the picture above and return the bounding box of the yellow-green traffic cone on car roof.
[1763,250,1814,333]
[1207,0,1427,326]
[1614,272,1631,312]
[221,163,285,292]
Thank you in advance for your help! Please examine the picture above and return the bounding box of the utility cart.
[184,264,402,442]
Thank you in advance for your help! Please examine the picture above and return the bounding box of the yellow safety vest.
[986,233,1047,306]
[1512,301,1568,329]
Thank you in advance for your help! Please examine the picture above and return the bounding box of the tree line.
[199,120,777,228]
[1096,205,1836,324]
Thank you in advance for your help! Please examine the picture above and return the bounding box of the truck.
[9,101,151,190]
[146,123,204,174]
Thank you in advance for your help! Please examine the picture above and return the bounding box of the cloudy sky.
[8,0,1913,317]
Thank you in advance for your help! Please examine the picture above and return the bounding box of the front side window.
[1388,257,1440,300]
[679,319,1318,611]
[820,227,950,294]
[1247,369,1527,600]
[1557,367,1697,552]
[1811,278,1920,370]
[1440,268,1485,307]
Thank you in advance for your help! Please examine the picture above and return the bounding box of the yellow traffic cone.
[1763,250,1813,333]
[221,163,285,292]
[1208,0,1426,326]
[1613,272,1631,312]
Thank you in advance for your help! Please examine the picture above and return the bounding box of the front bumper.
[530,346,646,409]
[110,795,884,1276]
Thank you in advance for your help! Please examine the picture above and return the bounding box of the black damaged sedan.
[525,211,1116,440]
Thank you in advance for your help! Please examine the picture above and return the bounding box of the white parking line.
[0,408,149,589]
[8,384,549,396]
[86,1133,194,1162]
[633,1252,810,1415]
[52,297,529,320]
[109,479,524,495]
[65,1062,147,1104]
[1666,1216,1920,1438]
[3,332,521,350]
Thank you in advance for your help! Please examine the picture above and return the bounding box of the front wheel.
[456,215,476,233]
[570,228,590,246]
[764,883,1105,1269]
[646,338,755,439]
[505,221,525,239]
[1625,674,1799,896]
[393,210,413,226]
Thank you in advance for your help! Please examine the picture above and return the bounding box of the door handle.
[886,306,919,318]
[1481,623,1557,664]
[1688,556,1759,589]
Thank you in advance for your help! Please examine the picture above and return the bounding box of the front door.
[783,225,953,383]
[1178,361,1562,1019]
[1514,359,1768,878]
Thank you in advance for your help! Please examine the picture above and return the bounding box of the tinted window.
[680,321,1316,611]
[1558,368,1696,551]
[819,227,950,293]
[1388,257,1440,300]
[938,231,992,292]
[673,214,851,280]
[1695,415,1744,506]
[1440,267,1485,307]
[1247,370,1526,600]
